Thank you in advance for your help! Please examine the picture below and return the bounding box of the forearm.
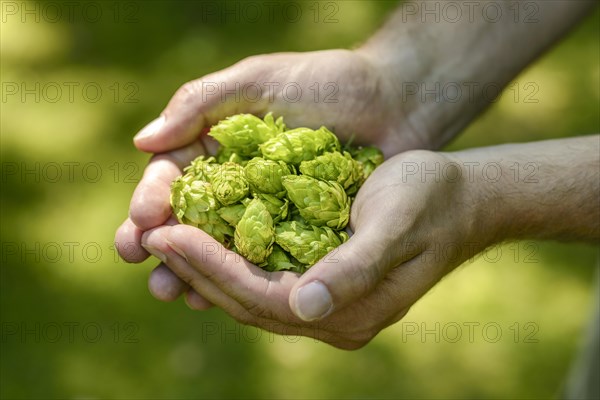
[358,0,596,148]
[452,135,600,244]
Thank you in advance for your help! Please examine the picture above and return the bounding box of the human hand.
[139,150,489,349]
[132,49,428,158]
[116,49,432,300]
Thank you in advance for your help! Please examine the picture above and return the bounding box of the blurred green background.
[1,1,598,398]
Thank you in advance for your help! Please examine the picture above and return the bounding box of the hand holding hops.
[170,113,383,273]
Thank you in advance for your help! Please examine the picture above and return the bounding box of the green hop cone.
[244,157,294,197]
[170,178,233,244]
[234,198,275,264]
[255,193,289,223]
[275,221,349,266]
[352,146,384,179]
[281,175,350,230]
[215,147,249,165]
[209,113,285,158]
[171,177,217,224]
[216,203,247,227]
[198,210,235,246]
[264,245,306,273]
[299,151,364,194]
[210,162,250,206]
[260,126,341,165]
[183,156,220,181]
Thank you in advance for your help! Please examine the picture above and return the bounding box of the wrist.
[440,152,504,252]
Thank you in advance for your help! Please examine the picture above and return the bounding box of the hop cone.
[244,157,294,197]
[216,147,249,165]
[255,193,289,223]
[183,156,220,181]
[216,203,247,227]
[352,146,384,179]
[170,178,233,244]
[210,162,249,206]
[281,175,350,230]
[260,126,341,165]
[209,113,285,157]
[264,245,306,273]
[234,198,275,264]
[275,221,349,266]
[299,151,363,194]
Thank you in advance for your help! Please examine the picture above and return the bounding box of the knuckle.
[236,54,261,68]
[347,263,378,296]
[178,273,197,289]
[232,311,256,326]
[174,81,201,104]
[243,301,277,321]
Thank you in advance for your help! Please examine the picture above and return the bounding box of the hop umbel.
[170,113,383,273]
[281,175,350,230]
[234,198,275,265]
[275,221,348,266]
[170,177,233,244]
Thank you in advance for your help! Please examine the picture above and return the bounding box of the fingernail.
[166,240,188,262]
[134,115,165,141]
[184,290,204,311]
[141,244,167,263]
[183,291,195,310]
[293,281,333,321]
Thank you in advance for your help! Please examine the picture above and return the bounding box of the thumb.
[289,230,402,322]
[133,57,268,153]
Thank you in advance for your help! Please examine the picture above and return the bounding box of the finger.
[129,142,205,231]
[184,289,214,311]
[148,263,189,302]
[142,225,253,320]
[114,218,150,263]
[133,60,268,153]
[288,227,418,322]
[146,225,359,347]
[166,224,307,324]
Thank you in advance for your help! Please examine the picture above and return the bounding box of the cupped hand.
[116,49,429,302]
[139,150,491,349]
[132,49,424,157]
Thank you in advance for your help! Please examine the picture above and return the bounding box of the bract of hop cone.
[170,113,383,273]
